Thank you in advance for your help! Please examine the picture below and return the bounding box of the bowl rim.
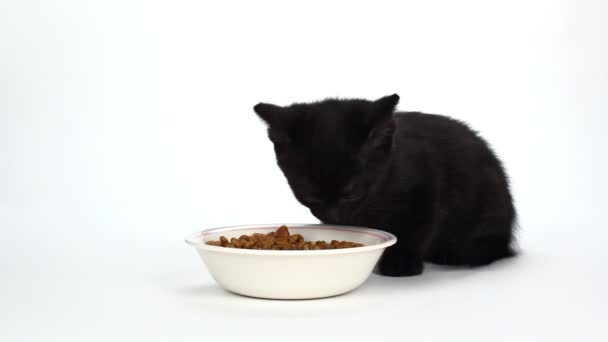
[185,223,397,256]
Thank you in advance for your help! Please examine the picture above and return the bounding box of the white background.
[1,0,607,341]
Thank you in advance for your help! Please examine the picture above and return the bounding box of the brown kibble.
[229,238,240,248]
[219,236,229,247]
[205,226,364,250]
[315,241,329,249]
[289,234,303,244]
[276,225,289,239]
[295,240,305,249]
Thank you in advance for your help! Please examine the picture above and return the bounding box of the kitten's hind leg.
[426,246,466,266]
[466,167,517,266]
[466,234,515,266]
[426,235,514,267]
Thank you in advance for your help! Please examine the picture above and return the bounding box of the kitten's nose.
[325,207,340,223]
[310,205,339,224]
[310,206,324,219]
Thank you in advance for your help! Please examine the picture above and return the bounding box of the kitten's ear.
[373,94,400,114]
[254,103,286,125]
[364,94,399,126]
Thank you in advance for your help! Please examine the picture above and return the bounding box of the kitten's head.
[254,94,399,219]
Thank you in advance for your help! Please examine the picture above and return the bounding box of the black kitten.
[254,94,516,276]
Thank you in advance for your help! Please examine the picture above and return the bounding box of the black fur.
[254,94,517,276]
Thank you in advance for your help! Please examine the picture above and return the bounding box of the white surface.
[187,224,396,299]
[1,0,607,341]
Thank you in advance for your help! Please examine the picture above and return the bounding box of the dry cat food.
[206,225,364,250]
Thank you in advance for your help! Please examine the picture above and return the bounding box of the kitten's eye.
[339,191,356,201]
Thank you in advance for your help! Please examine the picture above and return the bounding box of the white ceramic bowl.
[185,223,397,299]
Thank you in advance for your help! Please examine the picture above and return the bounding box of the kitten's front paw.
[378,254,424,277]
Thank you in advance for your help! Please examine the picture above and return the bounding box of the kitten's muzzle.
[309,205,340,224]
